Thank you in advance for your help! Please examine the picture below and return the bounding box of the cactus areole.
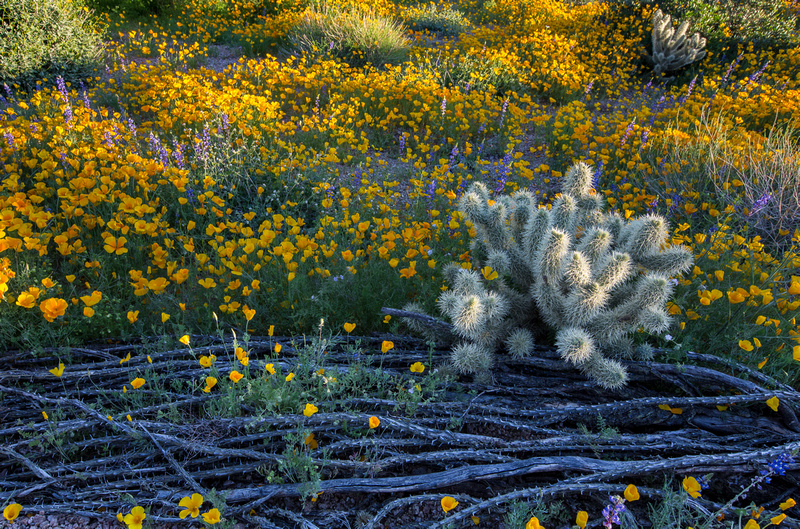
[438,162,693,389]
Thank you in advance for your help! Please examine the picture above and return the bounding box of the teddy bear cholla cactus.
[438,162,693,389]
[650,9,707,76]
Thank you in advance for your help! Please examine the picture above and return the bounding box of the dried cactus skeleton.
[408,162,693,389]
[650,8,707,75]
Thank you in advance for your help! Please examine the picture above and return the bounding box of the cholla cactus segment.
[451,342,494,374]
[650,9,707,75]
[424,160,692,389]
[581,355,629,390]
[555,327,595,365]
[563,161,594,198]
[506,328,535,359]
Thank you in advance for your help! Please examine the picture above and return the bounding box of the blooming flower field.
[1,0,800,525]
[2,0,799,384]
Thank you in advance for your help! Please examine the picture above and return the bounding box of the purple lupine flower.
[464,80,472,94]
[56,76,69,101]
[768,452,794,476]
[221,112,229,131]
[640,127,650,146]
[592,161,603,188]
[398,133,405,154]
[55,76,72,125]
[620,118,636,147]
[3,83,13,100]
[128,118,138,139]
[425,179,436,202]
[749,193,772,216]
[148,132,161,154]
[582,79,595,99]
[647,197,658,213]
[760,453,795,484]
[744,60,770,92]
[477,121,487,135]
[104,130,115,149]
[669,194,682,217]
[441,94,447,116]
[186,187,195,203]
[30,123,38,133]
[498,97,510,127]
[79,82,91,109]
[721,54,743,87]
[679,75,697,105]
[449,144,459,169]
[159,144,169,167]
[711,54,743,106]
[195,124,211,161]
[3,131,15,150]
[494,150,513,194]
[173,140,185,170]
[602,495,626,529]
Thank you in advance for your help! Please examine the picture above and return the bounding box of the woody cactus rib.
[434,161,693,389]
[650,9,707,75]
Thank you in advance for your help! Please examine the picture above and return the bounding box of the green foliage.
[434,161,693,389]
[403,3,470,36]
[289,4,411,68]
[644,0,799,55]
[416,47,528,97]
[0,0,105,91]
[82,0,177,17]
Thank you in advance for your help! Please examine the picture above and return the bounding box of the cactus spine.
[650,9,707,76]
[438,161,693,389]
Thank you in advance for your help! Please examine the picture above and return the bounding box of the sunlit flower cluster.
[0,0,798,384]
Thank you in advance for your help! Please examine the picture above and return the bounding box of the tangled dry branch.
[0,334,799,528]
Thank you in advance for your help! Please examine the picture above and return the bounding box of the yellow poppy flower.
[3,503,22,522]
[624,484,639,501]
[49,362,65,377]
[123,506,146,529]
[178,493,204,519]
[441,496,458,513]
[201,508,221,524]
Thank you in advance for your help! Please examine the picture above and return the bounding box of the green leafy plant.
[289,3,411,67]
[432,161,693,389]
[403,3,470,37]
[0,0,105,91]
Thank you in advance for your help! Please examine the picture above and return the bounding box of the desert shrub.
[416,48,528,96]
[651,0,799,54]
[640,112,800,255]
[403,3,470,36]
[289,4,411,67]
[81,0,177,17]
[0,0,105,91]
[709,121,800,255]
